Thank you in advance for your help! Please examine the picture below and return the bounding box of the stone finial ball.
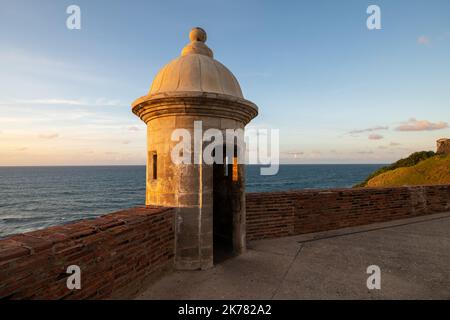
[189,27,207,43]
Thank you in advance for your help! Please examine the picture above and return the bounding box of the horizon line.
[0,163,390,168]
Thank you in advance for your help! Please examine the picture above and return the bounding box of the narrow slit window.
[152,152,157,180]
[225,155,229,176]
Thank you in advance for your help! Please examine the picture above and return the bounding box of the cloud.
[349,126,388,135]
[0,48,117,87]
[368,134,383,140]
[395,118,448,131]
[92,98,122,107]
[283,151,304,159]
[127,126,140,131]
[19,99,83,106]
[11,98,122,107]
[417,35,430,45]
[38,133,59,139]
[378,141,401,149]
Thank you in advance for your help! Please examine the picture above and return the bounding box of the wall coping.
[246,183,450,197]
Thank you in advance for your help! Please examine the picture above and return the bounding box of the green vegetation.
[364,154,450,187]
[354,151,437,187]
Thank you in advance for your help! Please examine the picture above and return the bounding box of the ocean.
[0,164,384,237]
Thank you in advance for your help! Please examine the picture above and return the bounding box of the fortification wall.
[0,206,174,299]
[1,184,450,299]
[246,184,450,241]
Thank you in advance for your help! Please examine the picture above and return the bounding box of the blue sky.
[0,0,449,165]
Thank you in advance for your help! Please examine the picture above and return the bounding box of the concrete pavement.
[137,212,450,299]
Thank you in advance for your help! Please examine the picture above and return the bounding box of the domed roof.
[148,28,244,99]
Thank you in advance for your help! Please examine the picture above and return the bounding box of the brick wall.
[246,184,450,241]
[0,206,175,299]
[2,184,450,299]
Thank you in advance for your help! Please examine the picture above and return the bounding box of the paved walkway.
[137,212,450,299]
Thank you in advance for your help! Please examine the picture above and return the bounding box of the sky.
[0,0,449,165]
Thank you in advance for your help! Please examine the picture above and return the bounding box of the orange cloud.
[395,118,448,131]
[368,134,383,140]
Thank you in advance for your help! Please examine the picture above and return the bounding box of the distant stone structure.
[436,138,450,155]
[132,28,258,270]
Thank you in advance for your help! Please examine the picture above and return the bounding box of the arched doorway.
[212,145,243,264]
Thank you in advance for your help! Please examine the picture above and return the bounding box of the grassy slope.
[354,151,436,187]
[366,154,450,187]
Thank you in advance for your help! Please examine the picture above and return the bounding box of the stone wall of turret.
[437,138,450,155]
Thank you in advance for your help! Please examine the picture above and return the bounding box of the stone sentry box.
[132,28,258,270]
[436,138,450,155]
